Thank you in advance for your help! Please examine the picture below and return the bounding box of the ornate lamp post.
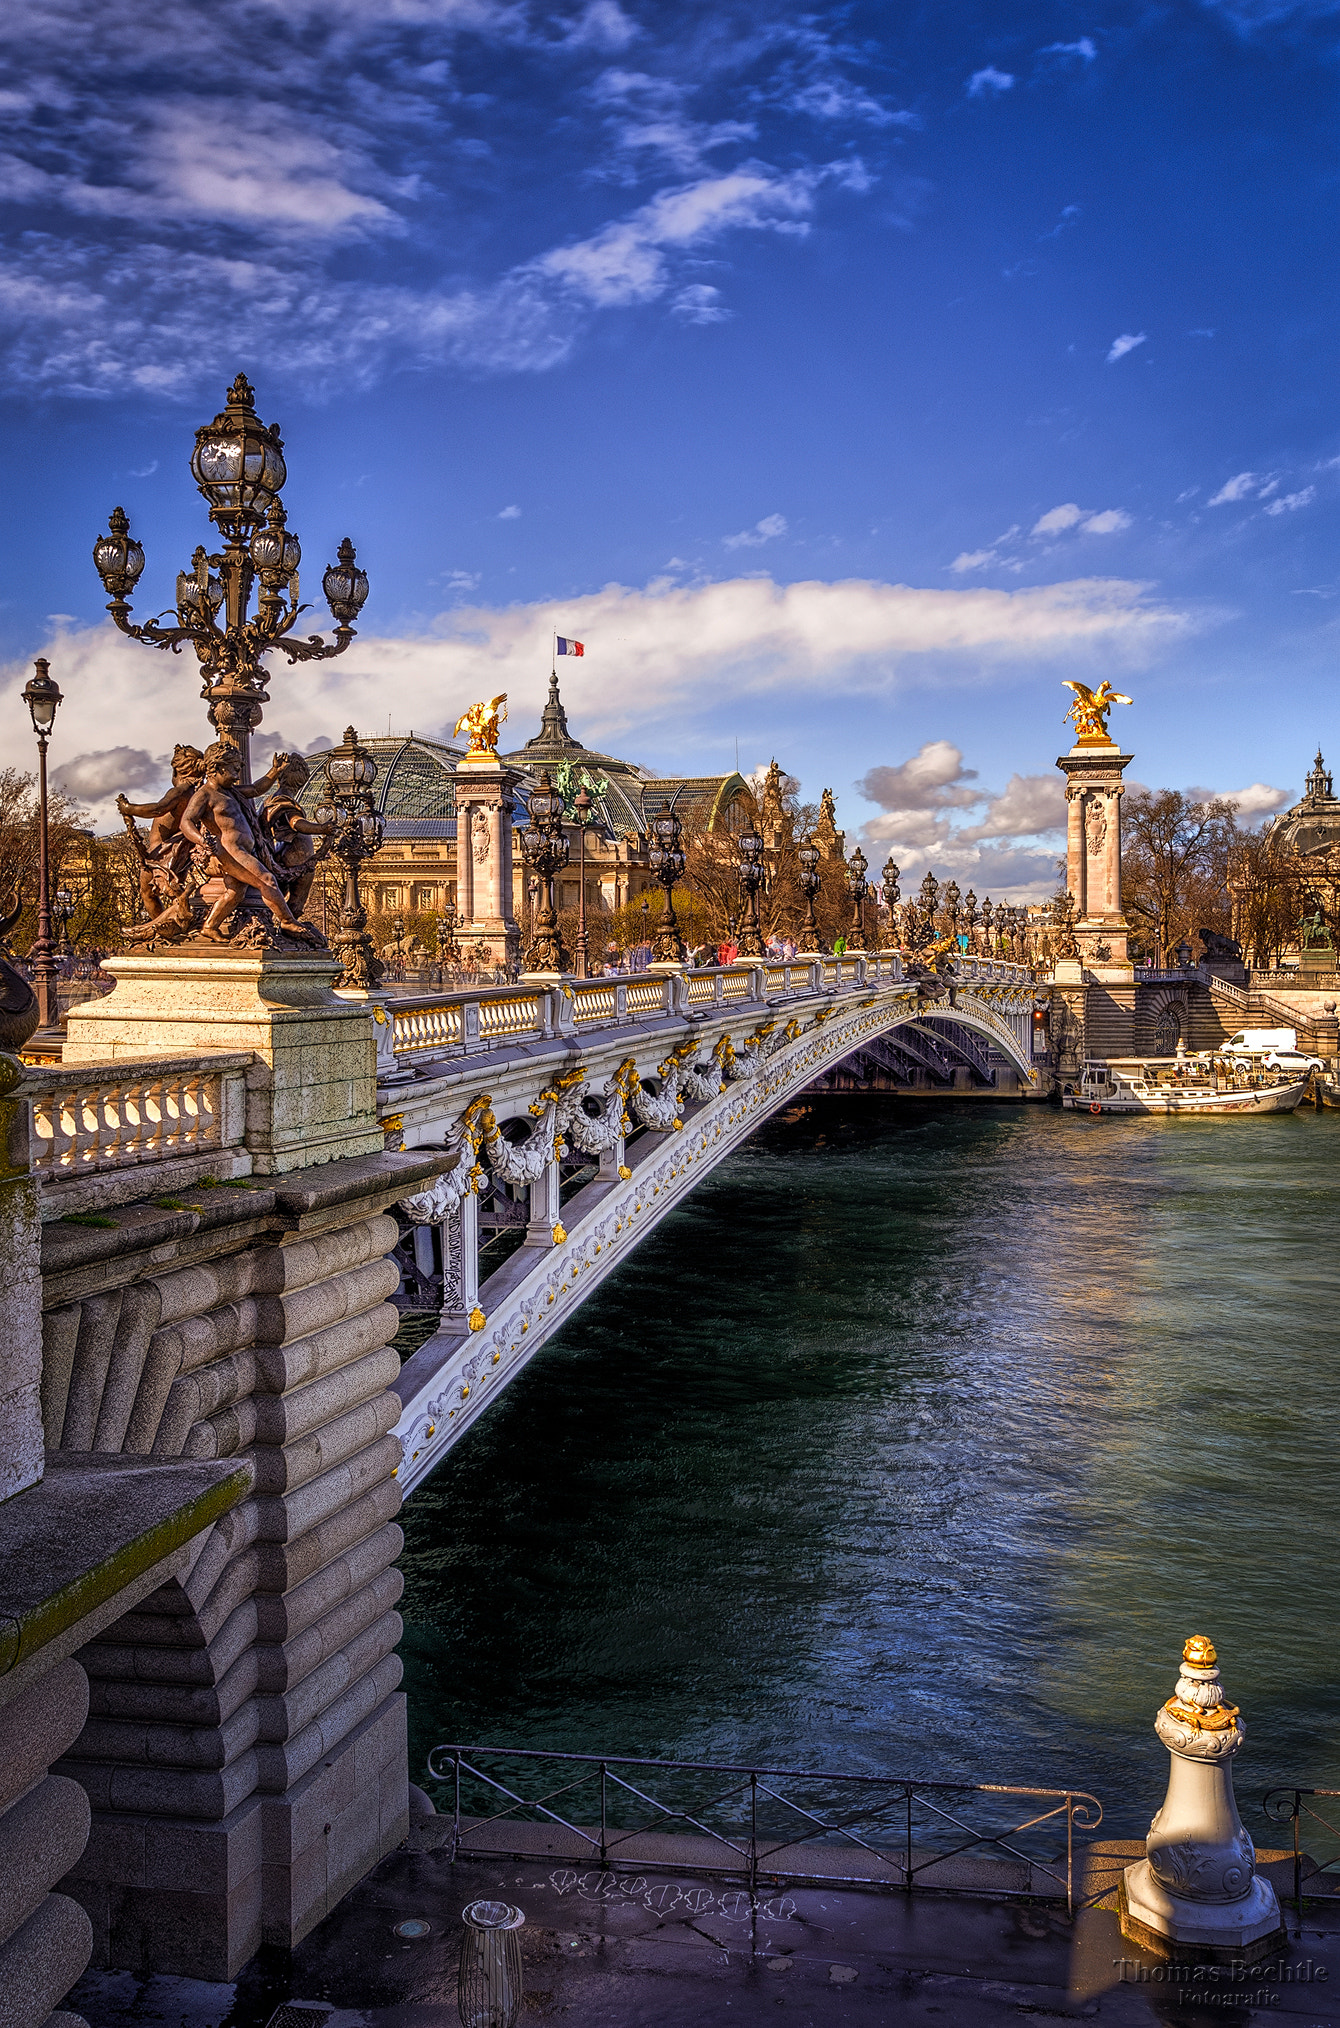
[313,727,384,990]
[649,799,688,964]
[21,658,64,1036]
[916,870,940,947]
[392,912,406,972]
[943,879,961,948]
[963,888,979,951]
[880,857,900,948]
[520,773,569,974]
[92,374,368,781]
[980,897,995,952]
[846,846,870,951]
[439,903,461,969]
[572,782,594,980]
[798,831,822,949]
[734,824,766,959]
[53,887,75,957]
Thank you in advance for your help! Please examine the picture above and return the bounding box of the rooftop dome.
[1266,748,1340,858]
[298,733,461,836]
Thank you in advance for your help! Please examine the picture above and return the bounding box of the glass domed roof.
[299,733,461,828]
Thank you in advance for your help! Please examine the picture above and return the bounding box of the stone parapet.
[62,951,384,1176]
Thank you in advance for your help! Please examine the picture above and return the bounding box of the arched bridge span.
[379,954,1044,1492]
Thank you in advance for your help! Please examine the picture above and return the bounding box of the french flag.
[556,636,584,656]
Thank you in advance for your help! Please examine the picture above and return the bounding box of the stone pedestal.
[1056,740,1135,983]
[1121,1636,1283,1964]
[62,951,383,1175]
[454,763,521,973]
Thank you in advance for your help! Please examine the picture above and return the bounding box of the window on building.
[413,884,437,910]
[379,886,402,910]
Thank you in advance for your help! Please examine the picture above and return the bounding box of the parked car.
[1264,1049,1324,1075]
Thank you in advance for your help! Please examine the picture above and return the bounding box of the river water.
[398,1099,1340,1839]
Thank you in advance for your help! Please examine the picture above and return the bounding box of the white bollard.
[1122,1635,1284,1962]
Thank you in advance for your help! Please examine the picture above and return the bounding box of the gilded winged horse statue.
[1063,680,1132,743]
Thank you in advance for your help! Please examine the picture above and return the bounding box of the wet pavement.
[73,1832,1340,2028]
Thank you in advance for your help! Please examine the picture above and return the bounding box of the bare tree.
[1122,789,1238,962]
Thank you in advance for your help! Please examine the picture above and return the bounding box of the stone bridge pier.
[13,951,450,1983]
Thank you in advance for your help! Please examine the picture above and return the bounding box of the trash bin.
[458,1898,525,2028]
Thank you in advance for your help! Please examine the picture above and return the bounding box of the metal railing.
[426,1744,1102,1916]
[1262,1787,1340,1920]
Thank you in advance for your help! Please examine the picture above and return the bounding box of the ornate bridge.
[379,953,1043,1493]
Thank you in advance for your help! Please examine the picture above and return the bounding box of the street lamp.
[92,374,368,781]
[313,726,384,990]
[21,658,64,1036]
[943,879,961,946]
[846,846,870,952]
[648,798,688,964]
[736,824,766,958]
[880,857,900,949]
[392,912,406,971]
[963,888,979,951]
[520,773,569,974]
[1175,936,1193,970]
[572,782,595,980]
[439,903,461,969]
[54,887,75,956]
[798,831,822,950]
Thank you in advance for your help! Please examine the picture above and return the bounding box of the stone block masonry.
[44,1146,450,1980]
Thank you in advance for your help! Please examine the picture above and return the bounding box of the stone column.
[1055,737,1135,982]
[1122,1635,1283,1963]
[453,762,521,973]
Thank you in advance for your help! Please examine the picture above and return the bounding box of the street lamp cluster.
[91,375,368,785]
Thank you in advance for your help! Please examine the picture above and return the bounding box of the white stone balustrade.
[23,1055,252,1180]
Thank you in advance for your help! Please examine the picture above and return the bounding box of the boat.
[1063,1056,1310,1116]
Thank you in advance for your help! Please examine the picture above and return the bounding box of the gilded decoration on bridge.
[454,693,509,764]
[1062,679,1133,747]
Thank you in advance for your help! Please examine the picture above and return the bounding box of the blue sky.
[2,0,1339,893]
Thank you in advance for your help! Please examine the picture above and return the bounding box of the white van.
[1222,1028,1296,1057]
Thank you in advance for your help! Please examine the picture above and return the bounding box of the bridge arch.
[391,967,1043,1491]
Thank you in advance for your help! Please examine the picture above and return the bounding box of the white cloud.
[7,572,1198,829]
[671,283,729,324]
[52,746,160,801]
[535,161,867,309]
[1106,331,1147,363]
[1039,36,1097,59]
[558,1,638,51]
[949,548,1000,573]
[1032,503,1085,536]
[788,80,914,127]
[859,741,980,816]
[1214,781,1292,816]
[1032,502,1131,539]
[960,772,1066,838]
[498,504,521,518]
[1207,471,1263,505]
[1264,486,1315,515]
[724,513,788,549]
[967,66,1015,96]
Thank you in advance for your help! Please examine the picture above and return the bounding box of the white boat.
[1063,1056,1309,1116]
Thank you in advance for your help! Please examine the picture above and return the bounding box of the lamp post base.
[1120,1864,1284,1964]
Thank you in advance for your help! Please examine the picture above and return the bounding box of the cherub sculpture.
[254,752,333,919]
[118,744,207,919]
[180,742,321,944]
[454,693,508,758]
[1063,680,1133,743]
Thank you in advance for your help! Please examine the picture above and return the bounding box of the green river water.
[398,1099,1340,1840]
